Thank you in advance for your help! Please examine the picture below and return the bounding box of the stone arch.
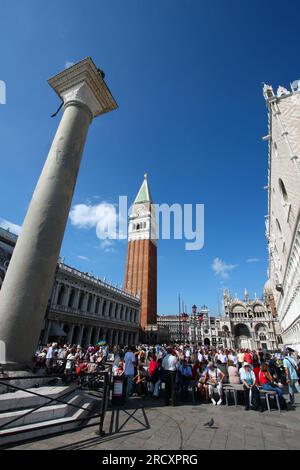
[234,323,252,349]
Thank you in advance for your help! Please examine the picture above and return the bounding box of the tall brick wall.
[124,239,157,330]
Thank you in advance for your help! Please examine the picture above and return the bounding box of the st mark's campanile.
[124,174,157,334]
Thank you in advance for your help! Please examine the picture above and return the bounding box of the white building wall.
[264,84,300,351]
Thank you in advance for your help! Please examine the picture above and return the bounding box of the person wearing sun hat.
[240,362,263,412]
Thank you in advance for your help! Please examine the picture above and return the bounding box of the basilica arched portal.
[234,323,252,349]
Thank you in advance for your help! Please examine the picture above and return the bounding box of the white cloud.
[65,61,74,69]
[246,258,260,263]
[0,218,22,235]
[212,257,238,279]
[77,255,89,261]
[100,240,116,253]
[69,201,126,251]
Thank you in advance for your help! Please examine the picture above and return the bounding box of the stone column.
[0,58,117,367]
[98,298,104,316]
[52,282,61,305]
[63,285,71,307]
[82,293,89,313]
[111,302,117,319]
[116,303,121,320]
[67,324,75,344]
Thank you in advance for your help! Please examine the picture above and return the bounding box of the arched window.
[276,218,282,235]
[279,178,288,203]
[136,224,140,230]
[68,288,75,308]
[87,294,92,312]
[57,285,65,305]
[95,297,100,314]
[78,291,85,310]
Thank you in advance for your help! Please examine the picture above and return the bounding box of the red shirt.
[244,353,253,364]
[149,360,158,377]
[259,371,269,385]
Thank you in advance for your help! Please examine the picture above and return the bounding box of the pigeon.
[204,418,214,427]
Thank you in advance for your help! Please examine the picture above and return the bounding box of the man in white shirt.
[46,342,57,373]
[228,352,238,366]
[283,350,300,405]
[124,346,136,400]
[162,347,178,405]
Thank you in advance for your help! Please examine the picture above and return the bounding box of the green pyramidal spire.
[134,173,153,204]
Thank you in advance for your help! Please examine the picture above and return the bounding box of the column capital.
[48,57,118,118]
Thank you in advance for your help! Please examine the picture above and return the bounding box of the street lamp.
[191,304,197,344]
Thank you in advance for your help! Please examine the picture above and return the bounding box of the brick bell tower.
[124,173,157,335]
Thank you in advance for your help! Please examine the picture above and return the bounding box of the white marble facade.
[263,82,300,352]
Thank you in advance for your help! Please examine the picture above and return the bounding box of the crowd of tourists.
[35,343,300,411]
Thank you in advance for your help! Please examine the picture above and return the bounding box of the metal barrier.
[0,363,113,446]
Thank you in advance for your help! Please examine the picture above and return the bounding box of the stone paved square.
[8,394,300,451]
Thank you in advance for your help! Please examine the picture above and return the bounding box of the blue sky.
[0,0,299,315]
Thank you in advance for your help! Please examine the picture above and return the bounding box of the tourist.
[237,349,245,369]
[244,349,253,365]
[133,364,148,396]
[205,362,225,405]
[162,346,178,406]
[149,357,163,399]
[65,346,76,379]
[227,359,240,384]
[178,358,193,401]
[45,342,57,374]
[259,363,287,410]
[217,349,228,383]
[240,362,263,412]
[252,359,261,385]
[283,350,300,405]
[228,350,238,366]
[195,364,209,402]
[124,345,137,400]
